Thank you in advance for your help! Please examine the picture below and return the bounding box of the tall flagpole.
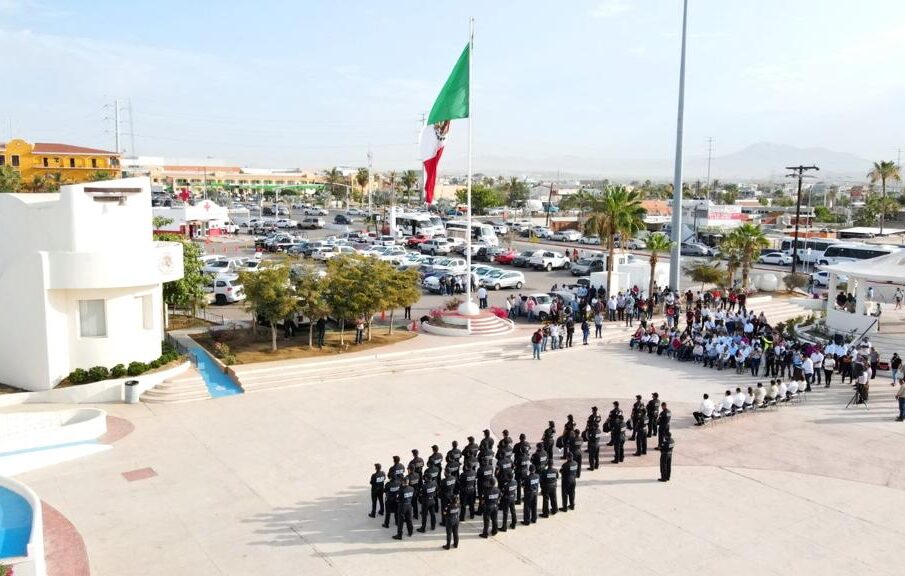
[464,17,476,312]
[668,0,689,291]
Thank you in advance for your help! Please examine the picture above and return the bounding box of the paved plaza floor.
[17,342,905,576]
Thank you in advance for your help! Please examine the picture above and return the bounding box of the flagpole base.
[457,300,480,316]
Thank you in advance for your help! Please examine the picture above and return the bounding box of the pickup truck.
[529,250,570,271]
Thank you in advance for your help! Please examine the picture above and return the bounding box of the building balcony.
[45,241,184,290]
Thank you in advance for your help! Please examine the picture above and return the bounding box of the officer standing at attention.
[417,471,438,532]
[570,436,584,473]
[522,464,540,525]
[498,429,514,453]
[562,415,577,458]
[480,478,501,538]
[464,436,480,464]
[540,460,559,517]
[495,449,514,486]
[499,472,518,532]
[428,445,444,471]
[588,406,602,428]
[446,457,461,479]
[559,452,579,512]
[658,432,675,482]
[382,474,401,528]
[409,450,425,520]
[458,461,478,519]
[514,433,532,463]
[584,419,601,470]
[629,395,644,442]
[476,456,495,514]
[389,455,405,480]
[405,464,422,520]
[631,395,648,456]
[656,402,672,449]
[393,477,415,540]
[543,421,556,460]
[646,393,660,438]
[446,441,462,468]
[443,495,461,550]
[480,429,495,458]
[368,463,386,518]
[409,449,425,476]
[608,404,626,464]
[439,468,458,526]
[531,442,548,473]
[514,449,530,504]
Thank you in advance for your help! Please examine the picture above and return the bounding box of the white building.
[0,177,184,391]
[153,200,232,238]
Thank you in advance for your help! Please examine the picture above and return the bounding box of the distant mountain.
[472,142,871,182]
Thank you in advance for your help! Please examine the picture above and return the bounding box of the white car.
[529,250,570,271]
[300,217,325,229]
[523,293,554,319]
[530,226,553,238]
[429,257,468,275]
[420,238,453,255]
[275,218,298,228]
[758,252,793,266]
[625,238,647,250]
[472,265,501,283]
[346,208,364,216]
[312,245,358,261]
[303,207,328,215]
[810,271,848,287]
[579,235,601,245]
[481,270,525,290]
[204,274,246,305]
[551,229,582,242]
[202,258,245,275]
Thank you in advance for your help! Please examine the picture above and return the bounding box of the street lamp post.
[669,0,689,291]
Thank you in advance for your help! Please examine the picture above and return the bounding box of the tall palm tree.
[583,185,646,296]
[355,167,369,207]
[46,172,68,191]
[719,234,741,290]
[867,160,902,234]
[323,167,343,203]
[645,233,673,299]
[729,223,770,290]
[400,170,418,205]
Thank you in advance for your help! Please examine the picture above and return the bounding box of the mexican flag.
[420,44,470,204]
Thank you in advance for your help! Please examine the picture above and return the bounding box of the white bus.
[445,220,500,246]
[817,242,897,265]
[779,237,837,264]
[395,212,445,237]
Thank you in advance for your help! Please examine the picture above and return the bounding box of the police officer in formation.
[393,477,415,540]
[369,463,386,518]
[499,472,518,531]
[584,414,601,470]
[646,392,661,438]
[540,459,559,517]
[443,495,460,549]
[631,395,648,456]
[522,464,540,525]
[417,470,438,532]
[559,452,579,511]
[658,432,675,482]
[480,478,501,537]
[605,402,626,464]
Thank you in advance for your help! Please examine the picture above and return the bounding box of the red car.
[494,247,518,265]
[405,234,431,248]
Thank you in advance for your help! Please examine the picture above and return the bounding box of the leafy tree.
[455,184,503,215]
[323,255,391,344]
[400,170,418,205]
[757,197,769,206]
[685,261,724,293]
[645,233,673,299]
[854,195,899,227]
[239,266,298,352]
[292,263,331,348]
[727,223,769,290]
[324,167,344,202]
[87,170,113,182]
[153,216,174,229]
[23,174,50,193]
[503,177,529,207]
[583,185,646,296]
[0,165,21,192]
[384,267,421,334]
[46,172,68,191]
[154,234,209,317]
[867,160,902,233]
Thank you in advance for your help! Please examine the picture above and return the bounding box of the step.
[140,372,211,403]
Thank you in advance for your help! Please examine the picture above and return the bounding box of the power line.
[786,164,819,276]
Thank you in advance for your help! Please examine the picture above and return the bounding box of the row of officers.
[368,399,676,549]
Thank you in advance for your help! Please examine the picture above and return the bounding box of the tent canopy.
[819,250,905,284]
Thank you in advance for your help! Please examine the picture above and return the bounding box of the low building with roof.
[0,138,121,186]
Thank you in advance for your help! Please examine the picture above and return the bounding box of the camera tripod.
[845,389,869,409]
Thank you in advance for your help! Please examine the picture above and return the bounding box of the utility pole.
[127,99,136,156]
[113,98,120,153]
[706,136,713,200]
[367,148,373,233]
[786,164,819,276]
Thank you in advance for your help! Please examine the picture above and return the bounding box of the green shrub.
[87,366,110,382]
[68,368,90,384]
[110,364,127,378]
[148,358,163,369]
[127,361,148,376]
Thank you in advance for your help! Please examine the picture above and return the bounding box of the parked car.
[579,235,601,245]
[570,257,606,276]
[346,207,364,216]
[513,250,542,268]
[300,217,325,229]
[625,238,647,250]
[427,257,468,275]
[422,273,468,294]
[420,238,454,255]
[758,251,793,266]
[202,258,245,275]
[529,250,570,271]
[810,271,848,287]
[334,214,353,225]
[481,270,525,290]
[205,274,246,305]
[405,234,432,248]
[493,247,519,265]
[312,245,358,261]
[521,293,553,319]
[303,207,328,215]
[551,229,582,242]
[680,242,712,257]
[275,218,298,228]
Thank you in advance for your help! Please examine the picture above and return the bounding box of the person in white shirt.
[810,350,825,386]
[788,380,800,397]
[802,357,814,391]
[822,355,836,388]
[721,390,736,414]
[733,388,746,410]
[767,381,779,403]
[693,394,715,425]
[477,285,489,309]
[778,380,789,401]
[754,384,766,406]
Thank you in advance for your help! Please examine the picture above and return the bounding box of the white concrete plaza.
[17,340,905,576]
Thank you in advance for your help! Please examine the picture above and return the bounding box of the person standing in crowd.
[646,392,660,438]
[417,470,438,532]
[594,310,604,338]
[657,402,671,444]
[531,328,543,360]
[896,288,904,310]
[559,452,579,511]
[869,348,880,380]
[458,460,477,519]
[315,316,327,348]
[823,354,835,388]
[892,353,902,386]
[442,495,460,550]
[581,317,590,345]
[382,473,401,528]
[896,378,905,421]
[499,473,518,532]
[477,285,488,309]
[369,463,386,518]
[658,432,675,482]
[540,460,559,517]
[406,464,422,520]
[479,478,500,538]
[607,405,626,464]
[393,477,415,540]
[585,418,601,471]
[522,464,540,525]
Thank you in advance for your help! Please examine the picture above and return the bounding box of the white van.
[205,274,246,305]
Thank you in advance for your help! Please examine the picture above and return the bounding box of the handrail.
[849,316,879,348]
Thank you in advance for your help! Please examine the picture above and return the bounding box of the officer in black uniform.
[423,462,440,487]
[446,457,461,479]
[542,421,556,460]
[658,432,675,482]
[570,439,583,475]
[479,429,495,458]
[631,395,648,456]
[585,419,601,470]
[531,442,548,473]
[655,402,671,450]
[514,450,530,504]
[476,456,494,514]
[427,445,444,471]
[646,392,661,438]
[446,441,462,467]
[629,395,644,441]
[499,472,518,531]
[383,474,401,528]
[393,477,415,539]
[514,433,531,462]
[559,452,579,511]
[458,461,477,519]
[562,414,577,459]
[606,402,622,446]
[587,406,602,429]
[443,494,460,550]
[608,404,626,464]
[480,478,500,537]
[463,436,480,464]
[439,468,458,526]
[522,464,540,525]
[409,449,425,476]
[498,429,514,452]
[495,450,514,486]
[389,455,405,480]
[369,463,386,518]
[540,460,559,517]
[406,464,422,520]
[417,471,438,532]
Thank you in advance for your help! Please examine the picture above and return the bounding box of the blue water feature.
[189,347,243,398]
[0,487,32,558]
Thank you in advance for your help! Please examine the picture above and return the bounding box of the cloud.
[590,0,631,19]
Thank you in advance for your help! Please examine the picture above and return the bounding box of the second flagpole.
[461,17,478,316]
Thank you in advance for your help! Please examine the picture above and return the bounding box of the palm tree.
[719,234,741,290]
[685,262,724,293]
[400,170,418,205]
[24,174,50,193]
[583,185,646,296]
[729,223,770,290]
[645,233,673,299]
[86,170,111,182]
[323,167,343,204]
[355,168,369,206]
[867,161,902,234]
[46,172,68,191]
[0,165,22,192]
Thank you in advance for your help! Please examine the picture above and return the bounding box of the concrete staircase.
[140,368,211,403]
[468,315,515,336]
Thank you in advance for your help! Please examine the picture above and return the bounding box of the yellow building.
[0,138,121,189]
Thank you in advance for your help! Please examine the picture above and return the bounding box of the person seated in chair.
[777,380,789,401]
[733,387,746,412]
[744,386,756,409]
[787,379,799,399]
[720,390,736,415]
[693,393,716,425]
[755,382,767,407]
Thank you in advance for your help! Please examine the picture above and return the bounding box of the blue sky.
[1,0,903,175]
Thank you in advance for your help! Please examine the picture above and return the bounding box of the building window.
[69,158,76,168]
[78,299,107,338]
[43,157,49,167]
[137,295,153,330]
[91,158,97,168]
[11,155,19,167]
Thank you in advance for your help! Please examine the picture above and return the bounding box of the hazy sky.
[1,0,903,174]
